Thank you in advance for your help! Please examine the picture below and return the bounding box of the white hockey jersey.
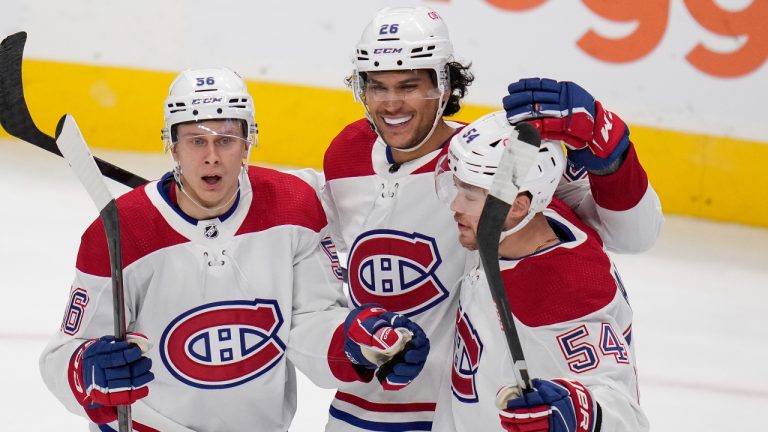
[432,198,650,431]
[320,119,662,431]
[40,166,361,432]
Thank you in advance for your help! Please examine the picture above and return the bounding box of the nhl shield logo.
[204,223,219,239]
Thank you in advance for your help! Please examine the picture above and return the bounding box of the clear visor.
[358,74,443,102]
[435,154,489,217]
[173,119,251,149]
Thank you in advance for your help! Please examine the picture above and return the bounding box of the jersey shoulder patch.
[238,166,327,235]
[501,201,616,327]
[323,119,377,181]
[502,250,616,327]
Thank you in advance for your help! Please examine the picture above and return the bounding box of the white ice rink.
[1,138,766,431]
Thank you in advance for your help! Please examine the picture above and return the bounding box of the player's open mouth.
[383,115,412,127]
[202,175,221,185]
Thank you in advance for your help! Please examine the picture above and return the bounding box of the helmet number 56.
[196,77,216,86]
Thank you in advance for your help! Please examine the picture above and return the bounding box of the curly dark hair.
[345,61,475,117]
[440,61,474,117]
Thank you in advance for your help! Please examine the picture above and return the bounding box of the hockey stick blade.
[55,115,113,211]
[55,114,133,432]
[0,31,148,188]
[475,122,542,395]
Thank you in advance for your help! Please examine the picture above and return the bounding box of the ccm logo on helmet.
[191,97,223,105]
[373,48,403,54]
[160,299,285,389]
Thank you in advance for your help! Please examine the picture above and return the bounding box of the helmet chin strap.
[498,211,536,244]
[386,96,448,154]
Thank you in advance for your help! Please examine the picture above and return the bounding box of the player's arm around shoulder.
[554,145,664,254]
[585,143,664,254]
[504,77,663,254]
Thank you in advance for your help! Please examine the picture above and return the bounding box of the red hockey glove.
[343,304,430,390]
[498,378,599,432]
[504,78,630,174]
[68,333,153,424]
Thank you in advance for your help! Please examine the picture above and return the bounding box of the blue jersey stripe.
[329,406,432,431]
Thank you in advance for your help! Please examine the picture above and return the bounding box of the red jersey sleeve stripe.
[76,186,189,278]
[588,143,649,211]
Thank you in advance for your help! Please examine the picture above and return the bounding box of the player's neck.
[390,120,455,164]
[175,183,238,221]
[498,214,560,259]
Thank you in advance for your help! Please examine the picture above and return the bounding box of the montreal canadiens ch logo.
[452,307,483,403]
[347,229,447,316]
[160,299,285,389]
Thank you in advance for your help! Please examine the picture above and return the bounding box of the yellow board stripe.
[2,60,766,228]
[631,126,768,227]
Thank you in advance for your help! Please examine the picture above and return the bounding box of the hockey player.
[431,111,649,431]
[39,67,430,432]
[320,6,662,431]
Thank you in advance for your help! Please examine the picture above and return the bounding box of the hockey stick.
[0,31,147,188]
[475,122,541,397]
[55,114,132,432]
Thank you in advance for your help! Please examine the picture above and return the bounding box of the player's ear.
[509,193,531,218]
[170,144,179,162]
[502,194,529,228]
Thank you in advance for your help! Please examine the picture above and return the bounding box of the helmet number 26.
[379,24,399,35]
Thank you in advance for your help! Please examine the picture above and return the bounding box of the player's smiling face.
[172,119,249,211]
[364,70,442,151]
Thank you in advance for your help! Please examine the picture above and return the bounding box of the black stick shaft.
[0,31,147,188]
[476,195,532,392]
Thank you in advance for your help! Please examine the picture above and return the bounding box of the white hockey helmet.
[162,67,257,150]
[437,111,565,231]
[352,6,453,101]
[352,6,454,152]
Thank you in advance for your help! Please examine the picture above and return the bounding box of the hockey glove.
[79,334,154,407]
[498,378,599,432]
[344,304,430,390]
[503,77,630,174]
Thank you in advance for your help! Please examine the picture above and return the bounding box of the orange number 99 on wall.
[484,0,767,78]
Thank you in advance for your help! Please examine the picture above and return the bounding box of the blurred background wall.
[1,0,766,226]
